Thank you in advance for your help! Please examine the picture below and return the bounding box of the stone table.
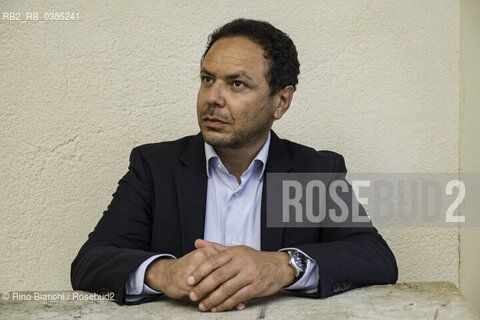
[1,282,478,319]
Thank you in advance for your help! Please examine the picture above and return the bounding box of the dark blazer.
[71,131,398,304]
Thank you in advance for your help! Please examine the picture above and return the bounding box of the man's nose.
[205,82,225,107]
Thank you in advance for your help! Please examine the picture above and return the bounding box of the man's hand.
[144,245,222,299]
[188,239,295,312]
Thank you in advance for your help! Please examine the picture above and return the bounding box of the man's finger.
[206,282,252,312]
[159,246,220,294]
[234,302,246,310]
[192,245,221,263]
[188,251,234,299]
[195,272,250,311]
[195,239,227,251]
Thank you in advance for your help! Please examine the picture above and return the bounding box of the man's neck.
[214,132,269,183]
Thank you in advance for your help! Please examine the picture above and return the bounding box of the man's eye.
[202,76,213,83]
[233,81,245,88]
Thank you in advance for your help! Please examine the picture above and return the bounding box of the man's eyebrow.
[200,68,214,77]
[200,68,254,82]
[225,72,254,82]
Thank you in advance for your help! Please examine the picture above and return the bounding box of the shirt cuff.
[279,248,319,293]
[124,253,176,301]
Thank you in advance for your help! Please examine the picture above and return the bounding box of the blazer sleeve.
[293,153,398,298]
[71,147,162,305]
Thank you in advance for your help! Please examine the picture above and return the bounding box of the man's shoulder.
[280,137,343,159]
[134,134,198,152]
[130,134,203,164]
[278,137,346,173]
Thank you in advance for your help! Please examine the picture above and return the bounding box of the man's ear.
[273,86,294,120]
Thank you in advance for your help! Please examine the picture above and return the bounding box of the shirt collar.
[204,131,271,180]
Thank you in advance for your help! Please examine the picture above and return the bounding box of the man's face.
[197,36,275,149]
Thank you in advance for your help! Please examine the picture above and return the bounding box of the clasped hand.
[145,239,294,312]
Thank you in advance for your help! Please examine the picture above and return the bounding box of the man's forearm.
[71,244,159,304]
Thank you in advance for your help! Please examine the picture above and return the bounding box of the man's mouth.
[203,116,230,128]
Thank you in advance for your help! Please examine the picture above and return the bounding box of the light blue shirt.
[125,133,319,301]
[202,133,267,250]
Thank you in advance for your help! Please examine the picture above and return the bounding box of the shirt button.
[217,164,222,169]
[233,192,238,197]
[232,240,238,246]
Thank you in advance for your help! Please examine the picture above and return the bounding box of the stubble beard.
[199,101,274,149]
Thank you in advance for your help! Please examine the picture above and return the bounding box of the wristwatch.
[287,250,307,282]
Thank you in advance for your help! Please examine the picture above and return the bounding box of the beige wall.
[0,0,466,305]
[460,0,480,315]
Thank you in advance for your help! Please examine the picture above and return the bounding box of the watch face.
[293,252,306,271]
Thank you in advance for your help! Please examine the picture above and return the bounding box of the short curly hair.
[202,18,300,95]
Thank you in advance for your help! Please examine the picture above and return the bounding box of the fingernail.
[189,292,197,301]
[237,303,245,310]
[199,303,206,311]
[187,275,195,285]
[211,307,217,312]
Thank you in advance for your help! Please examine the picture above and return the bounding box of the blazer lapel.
[261,131,294,251]
[175,133,208,255]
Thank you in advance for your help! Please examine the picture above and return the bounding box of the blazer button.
[332,283,341,293]
[332,282,350,293]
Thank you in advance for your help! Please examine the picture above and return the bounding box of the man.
[71,18,398,312]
